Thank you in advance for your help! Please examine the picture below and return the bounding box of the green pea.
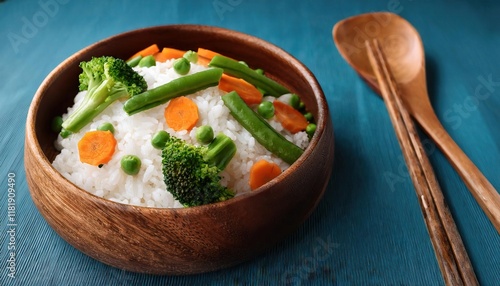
[183,50,198,63]
[289,93,301,109]
[304,112,314,122]
[121,155,141,175]
[238,61,249,67]
[298,101,306,112]
[306,123,316,137]
[138,55,156,67]
[173,57,191,75]
[196,125,214,144]
[254,68,264,75]
[51,116,63,133]
[97,122,115,134]
[151,130,170,149]
[257,101,275,119]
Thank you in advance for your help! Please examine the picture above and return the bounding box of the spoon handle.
[417,112,500,234]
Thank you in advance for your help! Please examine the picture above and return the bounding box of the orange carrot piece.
[197,47,221,61]
[219,74,263,105]
[273,100,308,133]
[196,56,211,67]
[77,130,117,166]
[249,159,282,190]
[128,44,160,61]
[157,48,186,62]
[164,96,199,131]
[153,52,169,62]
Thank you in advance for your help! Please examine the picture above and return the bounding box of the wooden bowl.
[24,25,335,275]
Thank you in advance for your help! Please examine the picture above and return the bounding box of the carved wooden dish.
[24,25,335,275]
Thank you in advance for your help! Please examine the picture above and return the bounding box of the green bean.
[222,91,303,164]
[126,55,142,67]
[173,57,190,75]
[60,129,71,138]
[257,101,275,119]
[123,68,223,115]
[196,125,214,144]
[97,122,115,134]
[151,130,170,149]
[209,55,290,97]
[254,69,266,94]
[120,155,142,175]
[138,55,156,67]
[183,50,198,63]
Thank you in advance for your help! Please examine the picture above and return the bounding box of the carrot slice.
[77,130,117,166]
[128,44,160,61]
[154,47,186,62]
[197,48,221,66]
[197,47,221,61]
[219,74,262,105]
[196,56,211,67]
[273,100,308,133]
[164,96,199,131]
[249,159,282,190]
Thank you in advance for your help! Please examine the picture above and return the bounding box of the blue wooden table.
[1,0,499,285]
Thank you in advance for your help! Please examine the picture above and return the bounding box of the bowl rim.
[26,24,330,213]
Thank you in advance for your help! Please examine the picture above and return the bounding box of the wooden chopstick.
[365,39,478,286]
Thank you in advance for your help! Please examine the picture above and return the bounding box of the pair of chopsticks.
[365,39,478,286]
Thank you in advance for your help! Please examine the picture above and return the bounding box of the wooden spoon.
[333,12,500,233]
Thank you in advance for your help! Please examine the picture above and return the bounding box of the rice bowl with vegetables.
[52,45,314,208]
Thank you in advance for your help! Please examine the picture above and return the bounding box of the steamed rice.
[52,60,310,208]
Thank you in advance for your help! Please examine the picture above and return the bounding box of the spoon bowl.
[333,12,500,233]
[334,13,423,85]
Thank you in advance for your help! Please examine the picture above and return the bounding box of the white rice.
[52,60,310,208]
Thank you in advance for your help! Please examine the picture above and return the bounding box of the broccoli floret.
[162,133,237,207]
[61,56,147,134]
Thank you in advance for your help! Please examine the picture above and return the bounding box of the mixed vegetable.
[162,133,237,207]
[61,56,147,135]
[54,44,317,206]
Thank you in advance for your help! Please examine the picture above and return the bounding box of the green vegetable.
[289,93,300,109]
[183,50,198,63]
[257,101,275,119]
[298,101,306,112]
[209,55,290,97]
[123,68,223,115]
[173,57,190,75]
[277,93,300,109]
[195,125,214,144]
[306,123,316,137]
[60,129,71,138]
[121,155,142,175]
[138,55,156,67]
[151,130,170,149]
[97,122,115,134]
[126,55,142,67]
[222,91,303,164]
[304,112,314,122]
[61,56,147,134]
[161,133,237,207]
[51,116,63,133]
